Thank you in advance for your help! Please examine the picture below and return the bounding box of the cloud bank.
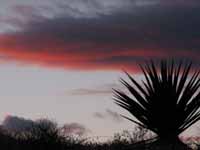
[2,115,89,136]
[2,115,35,132]
[0,0,200,72]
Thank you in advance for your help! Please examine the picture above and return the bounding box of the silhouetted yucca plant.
[113,60,200,144]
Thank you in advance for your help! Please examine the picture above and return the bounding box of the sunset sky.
[0,0,200,138]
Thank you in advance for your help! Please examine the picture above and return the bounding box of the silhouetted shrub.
[114,60,200,149]
[0,121,197,150]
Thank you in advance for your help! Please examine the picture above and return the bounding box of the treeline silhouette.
[0,118,198,150]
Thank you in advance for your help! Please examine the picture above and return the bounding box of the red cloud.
[1,33,196,72]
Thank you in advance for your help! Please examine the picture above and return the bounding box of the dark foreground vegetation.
[113,60,200,150]
[0,120,199,150]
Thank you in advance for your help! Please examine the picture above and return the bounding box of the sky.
[0,0,200,138]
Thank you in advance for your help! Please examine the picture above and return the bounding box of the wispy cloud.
[67,83,121,96]
[94,109,124,123]
[68,89,113,96]
[94,112,105,119]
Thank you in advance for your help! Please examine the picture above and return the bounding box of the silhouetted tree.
[113,60,200,149]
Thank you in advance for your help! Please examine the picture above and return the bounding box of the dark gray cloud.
[94,109,124,123]
[1,115,89,136]
[2,115,35,132]
[106,109,123,122]
[0,1,200,71]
